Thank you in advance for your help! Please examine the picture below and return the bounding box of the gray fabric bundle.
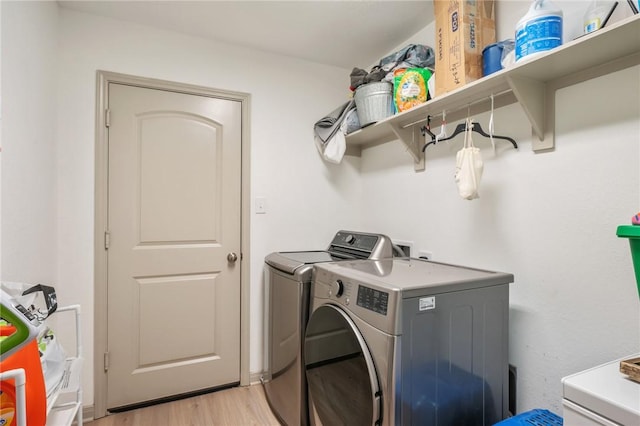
[313,99,355,143]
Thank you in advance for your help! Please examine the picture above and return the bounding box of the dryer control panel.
[356,285,389,316]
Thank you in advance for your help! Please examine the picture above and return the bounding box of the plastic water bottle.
[584,0,614,34]
[515,0,563,62]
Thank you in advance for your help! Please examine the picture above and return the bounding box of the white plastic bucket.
[515,0,563,62]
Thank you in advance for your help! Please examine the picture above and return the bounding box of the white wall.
[0,1,3,275]
[54,7,362,405]
[2,1,362,407]
[1,1,58,284]
[361,68,640,414]
[3,0,639,419]
[360,0,640,416]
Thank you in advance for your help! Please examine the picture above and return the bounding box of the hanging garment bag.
[454,120,484,200]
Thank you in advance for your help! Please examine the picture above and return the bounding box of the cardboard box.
[434,0,496,96]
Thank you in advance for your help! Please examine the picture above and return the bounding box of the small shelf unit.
[345,15,640,171]
[46,304,83,426]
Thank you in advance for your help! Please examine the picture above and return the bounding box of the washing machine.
[262,231,400,426]
[304,257,514,426]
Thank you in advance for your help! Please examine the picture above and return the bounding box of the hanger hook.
[420,115,436,139]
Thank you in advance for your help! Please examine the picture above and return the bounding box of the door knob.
[227,252,238,263]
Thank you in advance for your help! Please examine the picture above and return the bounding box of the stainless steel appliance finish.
[262,231,397,426]
[304,258,514,426]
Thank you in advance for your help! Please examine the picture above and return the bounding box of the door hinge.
[104,230,110,250]
[105,108,111,128]
[104,351,110,372]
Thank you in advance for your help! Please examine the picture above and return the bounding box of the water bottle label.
[584,18,600,34]
[516,15,562,60]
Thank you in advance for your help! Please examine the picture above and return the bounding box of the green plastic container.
[617,225,640,299]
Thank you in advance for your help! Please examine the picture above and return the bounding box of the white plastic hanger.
[435,110,447,142]
[489,94,496,154]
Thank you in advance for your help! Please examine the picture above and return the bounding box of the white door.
[106,83,242,409]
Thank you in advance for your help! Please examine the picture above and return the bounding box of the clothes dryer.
[262,231,399,426]
[304,258,514,426]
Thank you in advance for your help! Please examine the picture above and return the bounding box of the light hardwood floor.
[87,384,281,426]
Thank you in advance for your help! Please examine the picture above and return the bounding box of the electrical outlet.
[393,240,413,257]
[418,250,433,260]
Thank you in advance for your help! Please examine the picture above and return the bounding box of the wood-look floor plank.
[86,384,281,426]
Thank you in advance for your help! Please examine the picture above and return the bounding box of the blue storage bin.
[494,409,563,425]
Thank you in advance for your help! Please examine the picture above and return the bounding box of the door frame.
[93,70,251,419]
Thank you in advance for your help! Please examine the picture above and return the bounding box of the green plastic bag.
[393,68,432,113]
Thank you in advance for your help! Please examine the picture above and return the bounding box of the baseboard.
[81,404,95,423]
[250,371,264,385]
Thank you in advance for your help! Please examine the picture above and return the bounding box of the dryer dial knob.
[333,279,345,298]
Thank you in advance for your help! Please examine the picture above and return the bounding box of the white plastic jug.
[515,0,563,62]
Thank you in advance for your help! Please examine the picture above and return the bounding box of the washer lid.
[265,251,337,274]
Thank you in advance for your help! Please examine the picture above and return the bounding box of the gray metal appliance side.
[398,282,510,425]
[265,252,315,278]
[262,263,310,426]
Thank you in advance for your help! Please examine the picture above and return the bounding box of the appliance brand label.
[419,296,435,311]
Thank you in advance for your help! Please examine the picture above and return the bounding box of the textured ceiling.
[58,1,433,69]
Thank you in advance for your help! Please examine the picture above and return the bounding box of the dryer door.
[304,304,381,426]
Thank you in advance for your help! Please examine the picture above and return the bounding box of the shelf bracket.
[388,122,425,171]
[507,74,555,151]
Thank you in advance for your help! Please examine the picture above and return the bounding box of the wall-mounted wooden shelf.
[345,15,640,171]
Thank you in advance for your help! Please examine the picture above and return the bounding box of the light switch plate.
[255,196,267,214]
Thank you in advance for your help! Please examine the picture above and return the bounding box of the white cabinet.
[562,354,640,426]
[345,15,640,170]
[46,305,83,426]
